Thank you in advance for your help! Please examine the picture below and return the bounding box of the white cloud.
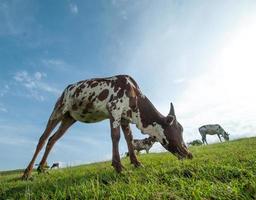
[0,103,7,113]
[150,142,166,153]
[176,14,256,143]
[34,72,46,80]
[42,58,65,66]
[173,78,185,84]
[42,58,71,72]
[0,84,10,97]
[114,2,256,144]
[13,70,61,101]
[69,3,78,14]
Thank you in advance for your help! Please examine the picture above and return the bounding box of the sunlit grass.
[1,137,256,199]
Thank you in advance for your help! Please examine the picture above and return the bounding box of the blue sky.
[1,0,256,171]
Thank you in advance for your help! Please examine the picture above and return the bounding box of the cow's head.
[147,136,157,144]
[223,132,229,141]
[160,103,193,159]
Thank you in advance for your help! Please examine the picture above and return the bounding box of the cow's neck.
[133,96,166,137]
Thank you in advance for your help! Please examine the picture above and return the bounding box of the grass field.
[1,137,256,200]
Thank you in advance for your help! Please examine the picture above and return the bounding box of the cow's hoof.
[114,165,125,173]
[112,161,125,173]
[22,168,32,180]
[37,165,47,174]
[138,163,144,168]
[132,161,143,168]
[187,152,193,159]
[21,173,30,180]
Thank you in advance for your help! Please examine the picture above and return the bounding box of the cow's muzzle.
[167,145,193,160]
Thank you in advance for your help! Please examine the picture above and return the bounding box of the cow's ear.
[165,115,175,125]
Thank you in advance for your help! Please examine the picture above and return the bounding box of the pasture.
[1,137,256,200]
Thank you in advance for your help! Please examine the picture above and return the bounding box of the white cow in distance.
[199,124,229,144]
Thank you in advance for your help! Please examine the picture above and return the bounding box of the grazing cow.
[132,136,157,154]
[50,162,60,169]
[199,124,229,144]
[187,139,203,146]
[22,75,192,179]
[35,163,49,169]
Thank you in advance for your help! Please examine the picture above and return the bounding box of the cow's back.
[60,75,141,123]
[199,124,221,135]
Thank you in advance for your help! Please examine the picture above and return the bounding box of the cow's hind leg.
[22,117,61,180]
[121,121,141,167]
[37,114,76,173]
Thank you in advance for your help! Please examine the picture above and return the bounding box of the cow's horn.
[168,102,176,117]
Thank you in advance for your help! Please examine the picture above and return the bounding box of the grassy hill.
[1,137,256,200]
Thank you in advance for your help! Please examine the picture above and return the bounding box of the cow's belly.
[207,132,216,135]
[202,129,218,135]
[70,109,109,123]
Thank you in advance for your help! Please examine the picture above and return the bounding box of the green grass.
[1,137,256,200]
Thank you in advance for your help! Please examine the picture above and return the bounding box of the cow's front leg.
[110,119,124,173]
[202,135,207,144]
[121,122,141,167]
[205,138,208,144]
[217,134,222,142]
[107,101,125,173]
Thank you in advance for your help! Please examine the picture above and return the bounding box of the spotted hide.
[22,75,192,179]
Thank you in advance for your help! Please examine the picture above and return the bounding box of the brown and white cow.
[22,75,192,179]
